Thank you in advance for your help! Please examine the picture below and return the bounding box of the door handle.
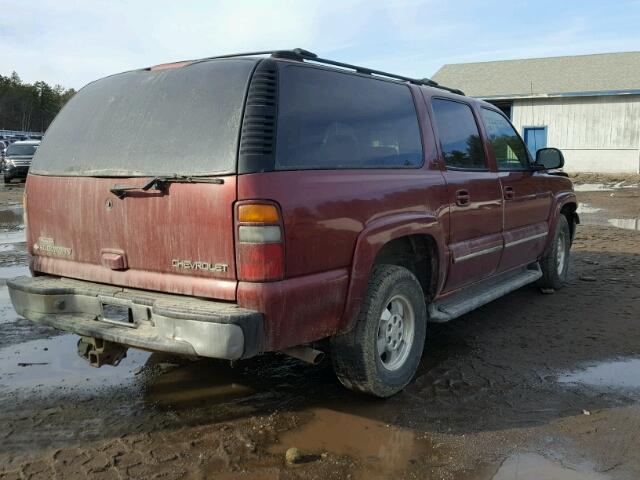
[455,189,470,207]
[504,186,515,200]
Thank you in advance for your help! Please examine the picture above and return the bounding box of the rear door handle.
[455,189,470,207]
[504,186,515,200]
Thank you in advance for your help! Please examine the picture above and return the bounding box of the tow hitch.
[77,336,128,367]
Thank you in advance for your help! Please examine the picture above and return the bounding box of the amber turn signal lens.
[238,204,279,223]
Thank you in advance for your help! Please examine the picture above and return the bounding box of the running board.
[429,264,542,323]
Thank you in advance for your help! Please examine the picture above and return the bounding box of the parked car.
[7,49,578,397]
[2,140,39,183]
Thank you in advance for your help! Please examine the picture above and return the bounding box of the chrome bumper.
[7,275,263,360]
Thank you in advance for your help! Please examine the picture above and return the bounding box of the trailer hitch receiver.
[77,336,128,367]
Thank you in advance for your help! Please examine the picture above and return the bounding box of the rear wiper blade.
[110,175,225,198]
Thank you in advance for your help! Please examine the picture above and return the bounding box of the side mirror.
[535,148,564,170]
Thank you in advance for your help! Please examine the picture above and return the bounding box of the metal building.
[432,52,640,173]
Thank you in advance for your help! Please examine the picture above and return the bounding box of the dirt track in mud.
[0,178,639,479]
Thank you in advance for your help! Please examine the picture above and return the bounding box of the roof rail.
[201,48,465,95]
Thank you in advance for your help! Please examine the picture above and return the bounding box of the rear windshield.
[7,144,38,156]
[31,59,257,177]
[276,65,423,170]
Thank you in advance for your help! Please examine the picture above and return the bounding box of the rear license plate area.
[100,303,135,328]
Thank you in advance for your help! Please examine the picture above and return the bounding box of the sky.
[1,0,639,90]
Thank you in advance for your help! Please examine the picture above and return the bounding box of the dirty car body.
[9,49,578,396]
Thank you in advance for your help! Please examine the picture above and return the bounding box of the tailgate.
[22,58,260,301]
[26,174,238,300]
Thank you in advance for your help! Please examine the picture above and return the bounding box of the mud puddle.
[0,204,23,224]
[270,407,429,478]
[0,333,151,393]
[581,215,639,232]
[577,203,639,231]
[0,229,25,245]
[559,358,640,391]
[0,285,19,325]
[0,264,29,279]
[573,182,637,192]
[491,453,609,480]
[142,357,257,408]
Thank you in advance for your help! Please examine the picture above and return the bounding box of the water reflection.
[577,203,639,231]
[270,407,428,476]
[559,358,640,390]
[0,333,150,392]
[491,453,609,480]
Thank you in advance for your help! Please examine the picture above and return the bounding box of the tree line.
[0,72,76,133]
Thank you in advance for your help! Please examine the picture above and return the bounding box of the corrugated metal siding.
[511,95,640,172]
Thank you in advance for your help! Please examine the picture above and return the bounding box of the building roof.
[432,51,640,99]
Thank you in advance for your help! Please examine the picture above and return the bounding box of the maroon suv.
[8,49,578,397]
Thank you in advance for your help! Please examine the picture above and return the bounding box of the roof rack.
[202,48,465,96]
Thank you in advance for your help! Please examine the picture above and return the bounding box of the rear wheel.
[330,265,427,397]
[3,175,11,184]
[538,215,571,290]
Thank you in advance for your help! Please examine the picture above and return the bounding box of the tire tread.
[331,265,426,397]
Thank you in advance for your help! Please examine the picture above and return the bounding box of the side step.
[429,264,542,323]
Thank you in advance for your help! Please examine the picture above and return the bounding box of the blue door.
[523,127,547,157]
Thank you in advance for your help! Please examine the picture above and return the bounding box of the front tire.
[330,265,427,397]
[538,215,571,290]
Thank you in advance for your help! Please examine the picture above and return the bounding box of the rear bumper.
[7,275,263,360]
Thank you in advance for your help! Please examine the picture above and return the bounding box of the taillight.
[235,202,285,282]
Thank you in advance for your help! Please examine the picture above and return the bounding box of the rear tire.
[3,176,11,184]
[538,215,571,290]
[330,265,427,397]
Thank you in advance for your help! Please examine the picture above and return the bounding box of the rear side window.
[431,99,486,169]
[480,108,530,170]
[276,66,423,170]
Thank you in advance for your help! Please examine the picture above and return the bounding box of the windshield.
[7,144,38,156]
[31,58,257,177]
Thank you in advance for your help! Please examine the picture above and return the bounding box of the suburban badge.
[33,236,72,257]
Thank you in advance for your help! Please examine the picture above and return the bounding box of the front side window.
[276,66,423,170]
[431,99,486,169]
[481,108,530,170]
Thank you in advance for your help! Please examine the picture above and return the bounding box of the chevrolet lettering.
[172,259,229,273]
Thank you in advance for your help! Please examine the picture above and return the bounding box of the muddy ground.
[0,178,638,480]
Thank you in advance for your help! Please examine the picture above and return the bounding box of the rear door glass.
[276,65,423,170]
[431,99,486,170]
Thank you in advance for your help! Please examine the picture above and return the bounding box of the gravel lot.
[0,177,638,480]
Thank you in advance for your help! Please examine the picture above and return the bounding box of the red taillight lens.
[235,202,285,282]
[236,242,284,281]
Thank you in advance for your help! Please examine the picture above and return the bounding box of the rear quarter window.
[276,65,423,170]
